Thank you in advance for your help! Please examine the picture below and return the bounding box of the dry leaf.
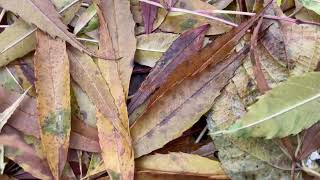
[131,47,248,158]
[34,30,71,179]
[0,0,98,57]
[128,24,209,114]
[141,0,159,34]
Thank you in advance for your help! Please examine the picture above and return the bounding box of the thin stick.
[139,0,238,27]
[0,9,6,23]
[139,0,320,26]
[195,125,208,144]
[0,25,9,28]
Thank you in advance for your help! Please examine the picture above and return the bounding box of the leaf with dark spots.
[128,24,209,114]
[297,122,320,160]
[131,47,249,158]
[141,8,267,114]
[34,30,71,179]
[141,0,159,34]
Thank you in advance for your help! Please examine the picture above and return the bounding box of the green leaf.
[214,72,320,138]
[74,4,97,34]
[298,0,320,15]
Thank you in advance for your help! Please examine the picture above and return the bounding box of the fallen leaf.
[0,0,81,68]
[0,0,99,57]
[131,47,248,158]
[2,126,53,180]
[128,24,209,114]
[74,4,97,35]
[68,46,134,180]
[136,152,226,177]
[215,72,320,138]
[135,32,179,67]
[34,30,71,179]
[141,0,159,33]
[297,122,320,160]
[98,0,137,96]
[145,11,265,113]
[159,0,232,35]
[298,0,320,15]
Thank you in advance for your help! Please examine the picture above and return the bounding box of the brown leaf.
[2,126,53,180]
[68,47,134,180]
[297,122,320,160]
[98,0,136,96]
[34,30,71,179]
[141,0,159,34]
[250,17,270,94]
[0,0,102,58]
[128,24,209,114]
[0,86,99,153]
[144,10,266,114]
[131,47,249,158]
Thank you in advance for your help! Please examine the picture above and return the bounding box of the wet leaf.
[0,0,99,57]
[215,72,320,138]
[34,30,71,179]
[128,24,209,114]
[136,152,226,176]
[0,0,81,68]
[131,47,248,158]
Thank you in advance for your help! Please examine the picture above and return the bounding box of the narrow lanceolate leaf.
[68,47,134,180]
[140,0,158,34]
[99,0,136,96]
[94,3,134,179]
[74,4,97,35]
[0,88,29,131]
[214,72,320,139]
[2,126,53,180]
[0,0,98,57]
[131,47,248,158]
[144,10,266,113]
[128,24,209,114]
[136,153,226,177]
[0,0,81,68]
[34,31,71,179]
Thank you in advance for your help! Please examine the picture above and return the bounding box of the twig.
[139,0,238,27]
[0,25,9,28]
[195,125,208,144]
[139,0,320,26]
[0,9,6,23]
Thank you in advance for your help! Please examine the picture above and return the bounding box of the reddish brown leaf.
[297,122,320,160]
[142,8,268,113]
[141,0,159,34]
[128,24,210,114]
[250,17,270,94]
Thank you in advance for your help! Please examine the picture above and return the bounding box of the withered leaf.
[0,0,99,57]
[144,11,265,113]
[68,47,134,180]
[131,47,249,158]
[128,24,209,114]
[99,0,136,96]
[141,0,159,34]
[297,122,320,160]
[34,30,71,179]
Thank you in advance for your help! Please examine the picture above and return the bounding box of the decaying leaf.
[74,4,97,35]
[131,47,248,158]
[68,46,134,180]
[0,0,81,68]
[128,24,209,114]
[144,11,265,113]
[297,122,320,160]
[215,72,320,138]
[34,30,71,179]
[141,0,159,34]
[0,0,101,58]
[98,0,136,96]
[136,152,226,177]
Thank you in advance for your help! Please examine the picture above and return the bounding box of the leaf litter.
[0,0,320,179]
